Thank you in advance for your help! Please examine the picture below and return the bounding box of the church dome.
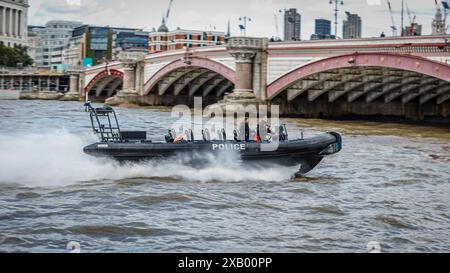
[157,18,169,32]
[158,24,169,32]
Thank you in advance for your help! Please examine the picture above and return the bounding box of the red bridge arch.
[143,57,236,96]
[84,69,124,94]
[267,53,450,100]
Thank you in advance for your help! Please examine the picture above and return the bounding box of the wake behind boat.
[83,103,342,175]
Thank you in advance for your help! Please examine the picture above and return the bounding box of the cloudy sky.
[28,0,444,39]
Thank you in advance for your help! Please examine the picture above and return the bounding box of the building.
[403,23,422,36]
[63,30,85,67]
[149,22,225,53]
[0,0,29,47]
[315,19,331,36]
[31,21,83,69]
[343,12,362,39]
[283,8,301,41]
[432,6,446,35]
[311,19,335,40]
[64,25,149,67]
[115,29,149,51]
[112,29,150,60]
[26,25,44,64]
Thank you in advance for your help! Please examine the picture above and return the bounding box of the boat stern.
[83,143,109,157]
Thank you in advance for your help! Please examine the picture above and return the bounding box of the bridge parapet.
[227,37,269,51]
[117,51,146,62]
[266,35,450,85]
[268,35,450,52]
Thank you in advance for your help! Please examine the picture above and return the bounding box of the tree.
[0,43,33,68]
[14,44,33,67]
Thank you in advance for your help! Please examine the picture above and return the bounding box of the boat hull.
[84,132,342,174]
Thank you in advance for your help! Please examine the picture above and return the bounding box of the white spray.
[0,130,295,188]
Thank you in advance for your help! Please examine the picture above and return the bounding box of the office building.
[343,12,362,39]
[64,25,149,67]
[283,8,301,41]
[31,20,83,68]
[311,19,335,40]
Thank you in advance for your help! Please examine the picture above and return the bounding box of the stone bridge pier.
[61,72,81,101]
[224,37,268,103]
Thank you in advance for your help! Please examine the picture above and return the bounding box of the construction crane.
[407,3,418,26]
[405,1,419,36]
[443,1,450,33]
[387,0,398,36]
[273,14,281,41]
[163,0,174,26]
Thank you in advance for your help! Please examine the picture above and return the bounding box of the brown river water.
[0,100,449,253]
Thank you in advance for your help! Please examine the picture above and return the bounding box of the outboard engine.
[234,130,240,142]
[279,124,289,141]
[185,129,194,142]
[165,129,177,143]
[202,129,211,141]
[217,129,226,141]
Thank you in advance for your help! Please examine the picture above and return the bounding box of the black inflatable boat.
[83,103,342,175]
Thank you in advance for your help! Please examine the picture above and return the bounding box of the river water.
[0,100,449,253]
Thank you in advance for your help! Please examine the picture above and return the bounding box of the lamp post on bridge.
[329,0,344,38]
[239,16,252,37]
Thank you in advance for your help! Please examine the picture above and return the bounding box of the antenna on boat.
[85,90,90,104]
[84,90,91,112]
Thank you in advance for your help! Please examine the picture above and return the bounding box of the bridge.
[3,35,450,120]
[0,67,80,100]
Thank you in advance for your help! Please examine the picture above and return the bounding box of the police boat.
[83,103,342,175]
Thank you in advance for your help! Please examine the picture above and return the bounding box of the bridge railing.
[0,65,85,75]
[0,66,37,73]
[0,67,72,76]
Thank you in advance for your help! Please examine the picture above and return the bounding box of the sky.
[28,0,446,39]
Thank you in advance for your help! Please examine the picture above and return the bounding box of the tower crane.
[405,2,418,35]
[387,0,398,36]
[443,1,450,33]
[273,14,281,41]
[406,2,412,23]
[163,0,174,26]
